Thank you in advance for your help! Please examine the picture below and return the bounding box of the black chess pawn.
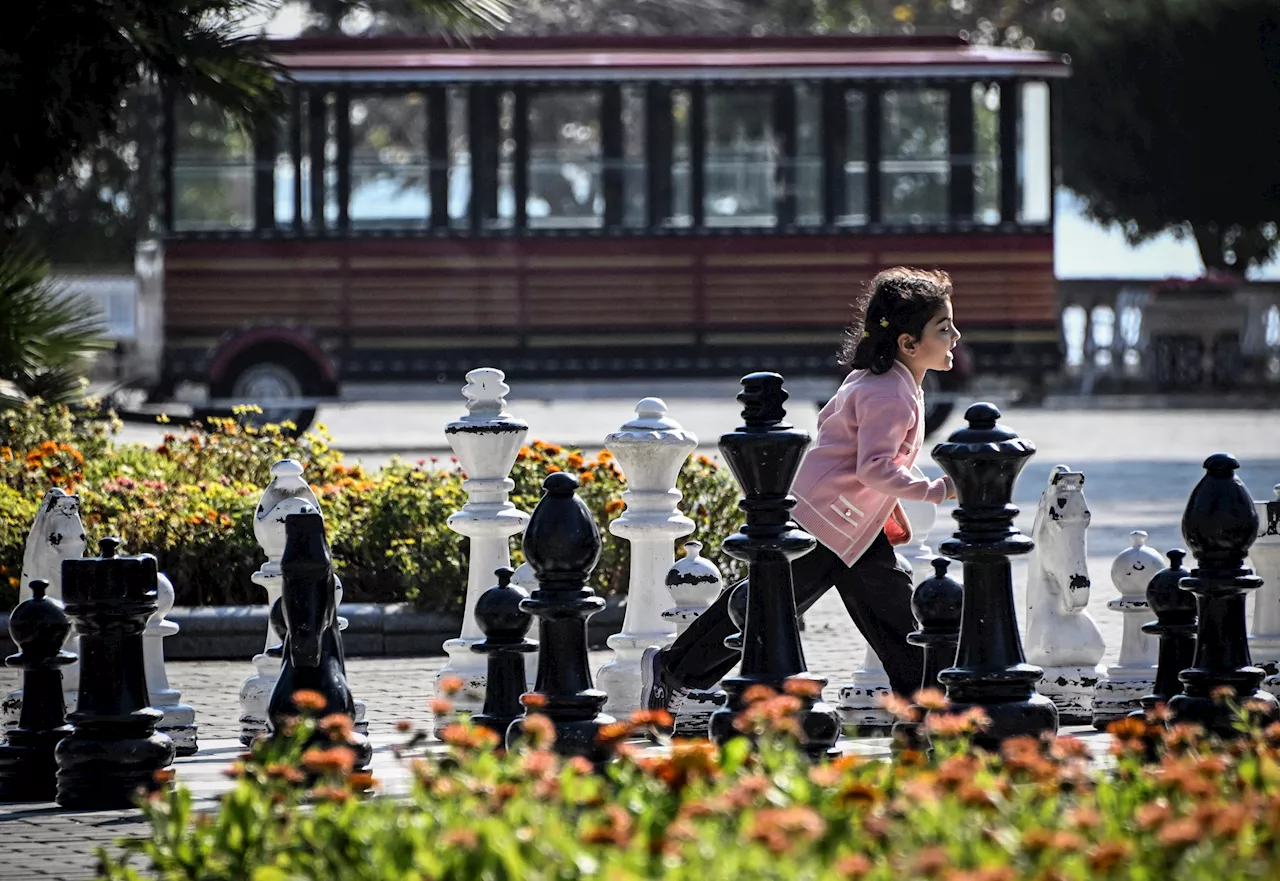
[0,580,76,801]
[267,512,372,769]
[55,539,176,809]
[1133,549,1196,719]
[507,473,615,762]
[1167,454,1280,736]
[930,403,1058,749]
[893,558,963,749]
[472,567,536,742]
[708,373,841,760]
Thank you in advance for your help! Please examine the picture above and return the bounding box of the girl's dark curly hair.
[837,267,953,373]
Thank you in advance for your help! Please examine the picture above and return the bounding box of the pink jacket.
[791,361,950,566]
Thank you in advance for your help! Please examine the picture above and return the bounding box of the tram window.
[880,88,949,224]
[621,86,647,228]
[1019,81,1052,224]
[274,114,296,227]
[670,90,693,228]
[527,90,603,230]
[496,91,516,229]
[348,93,429,229]
[973,82,1001,225]
[171,98,255,232]
[705,89,777,228]
[448,88,469,230]
[795,84,822,226]
[839,91,868,226]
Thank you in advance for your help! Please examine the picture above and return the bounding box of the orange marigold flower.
[319,713,355,738]
[521,749,558,777]
[875,692,918,722]
[745,806,826,854]
[521,692,548,709]
[544,444,563,455]
[783,677,823,699]
[597,721,634,746]
[265,762,306,784]
[438,675,465,697]
[597,449,613,462]
[302,746,356,776]
[442,827,479,849]
[431,698,454,716]
[517,445,533,460]
[1211,685,1237,703]
[348,770,379,790]
[566,453,584,469]
[629,709,674,730]
[697,455,713,466]
[1158,817,1201,848]
[1087,840,1133,872]
[152,768,175,786]
[292,689,328,712]
[742,684,777,705]
[395,720,414,733]
[604,499,625,515]
[567,756,594,775]
[580,471,595,483]
[518,713,557,749]
[1135,799,1171,830]
[309,785,351,803]
[912,687,949,711]
[910,846,949,877]
[544,464,562,473]
[836,853,874,879]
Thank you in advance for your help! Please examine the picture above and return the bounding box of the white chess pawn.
[509,562,539,691]
[595,398,697,717]
[436,368,530,721]
[1253,485,1280,696]
[3,488,87,729]
[662,540,726,736]
[838,554,906,733]
[1093,530,1162,727]
[145,570,198,755]
[898,466,939,583]
[238,459,322,745]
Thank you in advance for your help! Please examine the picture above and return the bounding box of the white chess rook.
[238,459,322,745]
[145,572,198,755]
[1093,530,1162,727]
[1024,466,1106,724]
[663,540,726,736]
[436,368,530,719]
[596,398,697,717]
[1254,485,1280,696]
[3,488,87,729]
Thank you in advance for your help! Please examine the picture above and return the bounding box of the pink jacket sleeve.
[854,394,950,504]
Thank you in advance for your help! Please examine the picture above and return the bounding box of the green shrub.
[0,401,745,610]
[98,691,1280,881]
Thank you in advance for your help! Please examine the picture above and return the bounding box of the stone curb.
[0,597,626,661]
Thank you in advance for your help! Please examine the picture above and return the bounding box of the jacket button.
[844,509,852,517]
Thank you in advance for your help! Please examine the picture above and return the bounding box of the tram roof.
[267,34,1071,84]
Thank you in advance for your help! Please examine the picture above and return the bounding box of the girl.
[642,266,961,714]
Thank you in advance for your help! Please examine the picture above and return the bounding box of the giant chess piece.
[0,580,75,801]
[929,403,1057,749]
[507,473,614,762]
[1167,454,1280,737]
[708,373,840,759]
[267,512,372,769]
[1024,467,1105,724]
[144,573,198,755]
[838,642,894,733]
[596,398,697,716]
[55,539,175,809]
[899,472,941,581]
[239,459,322,745]
[3,488,87,730]
[1135,549,1196,717]
[664,540,728,736]
[472,567,537,742]
[893,558,963,747]
[1251,486,1280,695]
[1092,531,1162,728]
[437,368,531,720]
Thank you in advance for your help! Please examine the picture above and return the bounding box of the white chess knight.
[145,571,198,755]
[238,459,324,744]
[596,398,697,717]
[1024,466,1106,724]
[1093,530,1163,728]
[3,488,88,729]
[1252,485,1280,696]
[436,368,530,720]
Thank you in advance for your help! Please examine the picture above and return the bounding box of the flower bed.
[99,688,1280,881]
[0,401,745,611]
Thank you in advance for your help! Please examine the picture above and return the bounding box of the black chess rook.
[54,539,176,809]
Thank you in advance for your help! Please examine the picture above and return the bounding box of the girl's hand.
[942,475,957,501]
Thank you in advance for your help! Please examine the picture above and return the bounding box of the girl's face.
[902,301,961,372]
